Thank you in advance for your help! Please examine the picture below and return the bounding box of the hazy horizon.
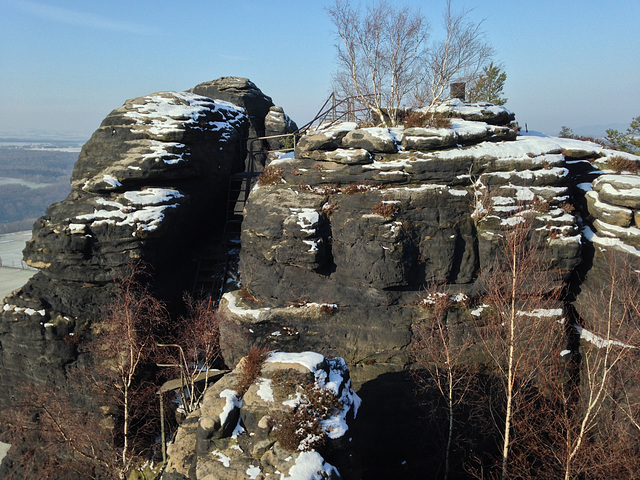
[1,0,638,141]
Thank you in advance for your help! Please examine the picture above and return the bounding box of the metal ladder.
[191,134,298,305]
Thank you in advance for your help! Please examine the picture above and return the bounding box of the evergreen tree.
[605,116,640,154]
[559,125,574,138]
[467,61,507,105]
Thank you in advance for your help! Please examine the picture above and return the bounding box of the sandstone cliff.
[2,80,640,479]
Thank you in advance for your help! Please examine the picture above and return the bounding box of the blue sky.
[1,0,638,141]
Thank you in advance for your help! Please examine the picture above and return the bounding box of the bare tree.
[419,0,494,111]
[552,254,640,480]
[1,267,168,480]
[158,294,222,415]
[474,217,564,480]
[328,0,494,126]
[1,379,118,480]
[328,0,429,126]
[87,266,168,477]
[411,287,474,480]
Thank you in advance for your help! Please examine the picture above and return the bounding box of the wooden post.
[159,391,166,464]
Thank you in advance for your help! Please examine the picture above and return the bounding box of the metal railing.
[297,92,374,133]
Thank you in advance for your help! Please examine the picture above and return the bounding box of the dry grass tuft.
[371,201,400,218]
[257,165,284,186]
[234,345,270,396]
[607,155,640,174]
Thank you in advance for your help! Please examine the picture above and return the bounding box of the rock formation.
[190,77,298,166]
[164,351,360,480]
[0,79,294,409]
[220,111,617,376]
[2,76,640,478]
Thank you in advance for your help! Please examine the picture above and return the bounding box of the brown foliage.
[234,345,271,396]
[268,372,343,452]
[403,111,452,129]
[238,285,259,304]
[160,294,223,415]
[85,264,168,475]
[607,155,640,174]
[474,218,565,479]
[257,165,284,186]
[371,201,399,218]
[0,379,119,480]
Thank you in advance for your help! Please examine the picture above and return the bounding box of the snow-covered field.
[0,231,35,299]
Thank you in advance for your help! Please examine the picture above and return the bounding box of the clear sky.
[1,0,638,142]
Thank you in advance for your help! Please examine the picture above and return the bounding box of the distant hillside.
[0,146,77,232]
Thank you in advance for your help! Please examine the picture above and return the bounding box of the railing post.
[331,92,336,122]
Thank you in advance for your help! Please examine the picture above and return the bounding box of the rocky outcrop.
[20,91,248,317]
[190,78,298,165]
[164,351,360,480]
[0,89,250,407]
[220,113,640,477]
[220,113,623,374]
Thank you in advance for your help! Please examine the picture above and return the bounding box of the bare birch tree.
[328,0,429,126]
[411,287,474,480]
[474,217,564,480]
[543,254,640,480]
[419,0,494,110]
[87,267,168,477]
[158,294,222,415]
[329,0,494,126]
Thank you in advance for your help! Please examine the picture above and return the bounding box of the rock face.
[190,77,298,165]
[22,91,248,317]
[0,89,250,407]
[222,112,607,374]
[218,109,640,477]
[3,85,640,478]
[164,351,360,480]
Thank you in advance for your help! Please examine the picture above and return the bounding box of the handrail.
[297,92,374,133]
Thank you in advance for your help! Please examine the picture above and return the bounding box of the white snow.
[256,378,274,402]
[290,208,319,234]
[303,239,319,253]
[74,188,185,236]
[575,325,635,349]
[140,140,187,164]
[267,351,325,372]
[102,174,122,188]
[283,451,339,480]
[310,122,358,138]
[246,465,261,479]
[470,304,490,316]
[222,291,269,320]
[517,309,563,318]
[586,191,632,217]
[211,450,231,468]
[560,350,571,357]
[124,91,246,140]
[218,389,241,426]
[594,174,640,191]
[3,304,46,316]
[583,226,640,258]
[123,188,184,205]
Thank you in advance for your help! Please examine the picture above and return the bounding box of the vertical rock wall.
[0,90,249,407]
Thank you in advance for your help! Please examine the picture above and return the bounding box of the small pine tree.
[467,62,507,105]
[605,115,640,154]
[559,126,574,138]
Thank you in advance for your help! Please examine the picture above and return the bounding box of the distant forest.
[0,148,76,233]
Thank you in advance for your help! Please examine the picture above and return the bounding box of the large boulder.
[164,351,360,480]
[19,91,248,317]
[190,77,273,139]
